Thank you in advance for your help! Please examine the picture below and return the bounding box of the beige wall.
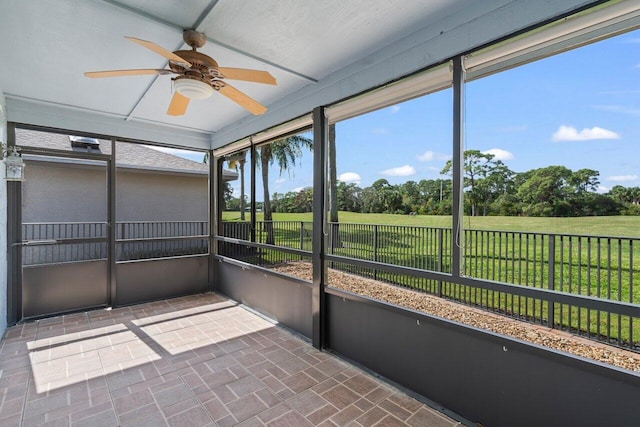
[116,170,207,221]
[23,161,107,223]
[22,160,208,223]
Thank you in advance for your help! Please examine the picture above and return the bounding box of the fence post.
[437,228,443,298]
[548,234,556,329]
[373,225,378,280]
[300,221,304,260]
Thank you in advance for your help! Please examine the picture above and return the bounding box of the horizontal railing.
[22,221,209,264]
[116,221,208,261]
[220,221,312,266]
[221,220,640,349]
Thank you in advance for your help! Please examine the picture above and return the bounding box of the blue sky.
[161,28,640,200]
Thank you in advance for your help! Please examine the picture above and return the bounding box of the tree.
[258,135,313,244]
[361,179,402,213]
[227,151,248,220]
[328,124,342,247]
[441,150,514,216]
[223,182,233,207]
[608,185,640,215]
[517,165,573,216]
[336,181,362,212]
[399,181,421,213]
[570,168,600,193]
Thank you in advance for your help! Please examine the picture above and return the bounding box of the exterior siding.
[22,161,208,223]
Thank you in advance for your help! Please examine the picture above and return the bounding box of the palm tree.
[227,151,247,220]
[258,135,312,244]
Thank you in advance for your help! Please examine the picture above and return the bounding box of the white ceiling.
[0,0,597,150]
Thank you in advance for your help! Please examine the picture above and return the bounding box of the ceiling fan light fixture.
[174,78,213,100]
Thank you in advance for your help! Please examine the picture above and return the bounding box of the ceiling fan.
[85,30,276,116]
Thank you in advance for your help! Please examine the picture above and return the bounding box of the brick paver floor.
[0,292,461,426]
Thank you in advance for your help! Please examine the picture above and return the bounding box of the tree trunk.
[260,149,274,245]
[328,124,341,248]
[239,159,246,221]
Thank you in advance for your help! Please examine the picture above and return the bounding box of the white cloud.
[417,151,435,162]
[389,105,401,113]
[372,127,390,135]
[380,165,416,177]
[275,177,286,184]
[607,175,638,182]
[482,148,514,161]
[595,185,609,194]
[338,172,361,184]
[291,186,306,193]
[551,125,620,141]
[416,150,450,162]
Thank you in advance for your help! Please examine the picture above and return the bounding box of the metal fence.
[22,220,640,348]
[220,221,312,266]
[460,230,639,348]
[221,220,640,349]
[116,221,208,261]
[22,221,208,264]
[22,222,107,265]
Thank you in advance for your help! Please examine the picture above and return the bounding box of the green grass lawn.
[222,211,640,237]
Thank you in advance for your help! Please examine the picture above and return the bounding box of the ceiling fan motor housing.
[174,76,214,99]
[169,48,221,100]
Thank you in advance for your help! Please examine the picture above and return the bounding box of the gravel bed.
[272,261,640,373]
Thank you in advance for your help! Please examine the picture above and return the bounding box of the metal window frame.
[326,63,452,124]
[6,122,212,323]
[464,0,640,80]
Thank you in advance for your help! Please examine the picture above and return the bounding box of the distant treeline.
[226,150,640,217]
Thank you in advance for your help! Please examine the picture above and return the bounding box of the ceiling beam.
[6,96,212,149]
[193,0,221,29]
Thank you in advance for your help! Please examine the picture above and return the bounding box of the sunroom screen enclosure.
[9,127,212,319]
[209,4,640,425]
[3,1,640,426]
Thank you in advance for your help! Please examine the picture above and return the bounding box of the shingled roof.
[16,128,236,179]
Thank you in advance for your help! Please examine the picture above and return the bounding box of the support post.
[451,57,465,278]
[6,123,21,324]
[312,106,328,349]
[209,149,218,290]
[108,138,117,306]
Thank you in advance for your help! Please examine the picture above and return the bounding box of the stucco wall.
[22,160,208,223]
[0,91,8,337]
[22,161,107,223]
[116,170,208,222]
